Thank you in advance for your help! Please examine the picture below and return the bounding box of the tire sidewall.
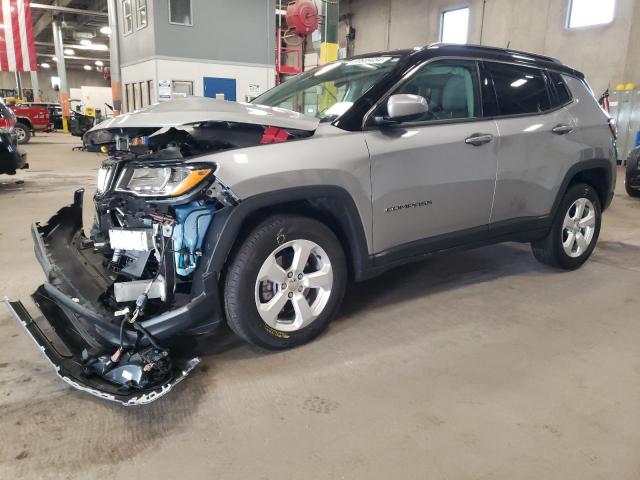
[553,183,601,269]
[14,124,30,144]
[225,216,347,349]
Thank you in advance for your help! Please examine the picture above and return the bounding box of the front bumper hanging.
[3,189,209,406]
[4,296,200,406]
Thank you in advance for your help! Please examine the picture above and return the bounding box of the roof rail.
[426,43,562,64]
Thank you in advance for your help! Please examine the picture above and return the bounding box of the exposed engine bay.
[5,114,314,405]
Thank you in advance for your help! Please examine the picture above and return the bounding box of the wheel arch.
[200,186,372,283]
[553,159,614,216]
[15,117,33,130]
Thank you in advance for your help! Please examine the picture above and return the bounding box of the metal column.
[30,71,40,101]
[107,0,122,115]
[52,17,70,132]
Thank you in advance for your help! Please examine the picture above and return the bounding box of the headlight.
[115,166,213,197]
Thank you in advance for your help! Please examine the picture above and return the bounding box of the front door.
[365,59,499,254]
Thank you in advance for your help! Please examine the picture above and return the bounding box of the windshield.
[253,56,401,122]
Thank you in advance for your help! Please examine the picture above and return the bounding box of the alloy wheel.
[561,197,596,258]
[254,239,333,332]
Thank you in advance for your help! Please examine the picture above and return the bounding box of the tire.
[14,123,31,144]
[625,179,640,197]
[224,214,347,350]
[531,183,601,270]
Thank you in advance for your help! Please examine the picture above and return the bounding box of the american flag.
[0,0,36,72]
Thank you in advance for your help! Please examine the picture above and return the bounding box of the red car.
[8,103,51,144]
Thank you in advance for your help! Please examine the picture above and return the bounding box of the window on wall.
[441,7,469,44]
[169,0,192,26]
[172,80,193,98]
[122,0,133,34]
[567,0,615,28]
[136,0,147,29]
[147,80,154,104]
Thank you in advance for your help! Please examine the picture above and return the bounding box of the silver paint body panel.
[88,96,320,132]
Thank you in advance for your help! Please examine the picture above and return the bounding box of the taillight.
[608,118,617,140]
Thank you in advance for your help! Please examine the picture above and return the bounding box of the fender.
[549,158,614,219]
[196,186,373,284]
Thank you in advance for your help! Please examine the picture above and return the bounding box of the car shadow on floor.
[189,242,556,360]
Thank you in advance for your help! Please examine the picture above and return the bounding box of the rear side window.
[486,62,551,116]
[548,71,573,107]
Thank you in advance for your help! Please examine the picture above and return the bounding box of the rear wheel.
[14,123,31,144]
[224,215,347,350]
[531,183,601,270]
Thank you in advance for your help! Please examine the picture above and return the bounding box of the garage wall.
[0,69,110,103]
[341,0,639,95]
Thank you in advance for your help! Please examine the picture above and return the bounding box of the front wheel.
[531,183,601,270]
[224,215,347,350]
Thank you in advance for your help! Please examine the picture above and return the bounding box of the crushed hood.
[89,97,320,133]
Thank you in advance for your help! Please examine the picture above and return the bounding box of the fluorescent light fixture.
[511,79,528,88]
[99,25,111,35]
[568,0,615,28]
[80,39,92,46]
[441,7,469,44]
[40,62,50,68]
[73,43,108,51]
[83,65,92,71]
[94,60,104,66]
[64,48,75,55]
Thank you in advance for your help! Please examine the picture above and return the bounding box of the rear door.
[365,59,499,254]
[486,62,577,225]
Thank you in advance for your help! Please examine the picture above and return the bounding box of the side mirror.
[380,94,429,124]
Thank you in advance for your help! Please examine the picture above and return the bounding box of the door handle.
[552,124,574,135]
[465,133,494,146]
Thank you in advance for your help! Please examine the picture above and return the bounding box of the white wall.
[0,68,110,103]
[341,0,640,95]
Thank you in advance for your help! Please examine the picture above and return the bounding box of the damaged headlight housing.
[115,166,213,197]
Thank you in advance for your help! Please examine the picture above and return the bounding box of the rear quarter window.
[548,71,573,107]
[486,62,551,116]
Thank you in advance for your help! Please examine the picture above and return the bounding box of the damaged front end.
[5,99,317,405]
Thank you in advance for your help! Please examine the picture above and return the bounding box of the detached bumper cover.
[4,297,199,405]
[5,189,222,404]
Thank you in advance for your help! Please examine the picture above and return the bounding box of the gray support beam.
[32,0,73,39]
[30,71,40,101]
[31,3,108,17]
[52,18,70,131]
[107,0,122,114]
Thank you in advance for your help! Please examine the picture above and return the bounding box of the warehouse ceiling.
[32,0,110,71]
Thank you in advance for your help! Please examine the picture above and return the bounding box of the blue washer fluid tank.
[172,201,217,277]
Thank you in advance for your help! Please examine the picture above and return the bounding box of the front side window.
[254,56,401,121]
[122,0,133,34]
[568,0,615,28]
[391,60,480,123]
[136,0,147,29]
[486,62,551,116]
[169,0,192,26]
[441,7,469,44]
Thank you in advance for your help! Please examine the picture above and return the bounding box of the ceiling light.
[74,43,108,51]
[83,65,92,71]
[99,26,111,35]
[80,39,92,46]
[94,60,104,66]
[64,48,75,55]
[40,62,50,68]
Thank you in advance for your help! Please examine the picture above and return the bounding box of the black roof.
[351,43,583,79]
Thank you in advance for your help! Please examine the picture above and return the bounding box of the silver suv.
[6,44,616,405]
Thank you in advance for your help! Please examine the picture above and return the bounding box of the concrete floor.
[1,133,639,479]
